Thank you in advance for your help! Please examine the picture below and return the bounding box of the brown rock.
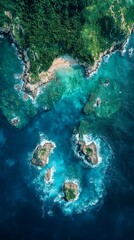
[63,182,79,202]
[78,141,98,165]
[45,168,53,182]
[11,117,20,126]
[23,93,28,100]
[32,142,54,167]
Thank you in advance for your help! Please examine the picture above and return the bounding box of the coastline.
[22,55,80,98]
[84,27,134,77]
[0,25,134,99]
[21,25,134,98]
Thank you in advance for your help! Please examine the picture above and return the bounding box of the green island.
[63,182,79,202]
[78,141,98,165]
[0,0,134,82]
[32,142,54,167]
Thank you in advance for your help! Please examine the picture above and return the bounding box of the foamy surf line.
[88,35,132,78]
[72,134,102,168]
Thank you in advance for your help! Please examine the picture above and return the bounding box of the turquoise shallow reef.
[0,33,134,239]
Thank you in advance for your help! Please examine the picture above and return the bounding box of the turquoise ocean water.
[0,33,134,239]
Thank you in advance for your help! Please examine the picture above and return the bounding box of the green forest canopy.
[0,0,134,79]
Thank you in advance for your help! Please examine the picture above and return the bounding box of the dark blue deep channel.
[0,33,134,240]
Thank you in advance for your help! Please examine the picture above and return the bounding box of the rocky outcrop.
[44,168,53,183]
[63,182,79,202]
[78,141,98,165]
[82,24,134,77]
[32,142,54,167]
[11,117,20,127]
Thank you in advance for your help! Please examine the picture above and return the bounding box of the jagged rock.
[23,50,29,62]
[32,142,54,167]
[44,168,53,183]
[26,61,30,70]
[78,141,98,165]
[11,117,20,126]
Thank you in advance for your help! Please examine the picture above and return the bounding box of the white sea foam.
[88,51,113,79]
[128,47,134,57]
[89,198,99,206]
[0,34,4,39]
[104,54,110,63]
[39,138,56,152]
[121,37,130,56]
[72,133,102,168]
[88,69,98,78]
[14,73,21,79]
[22,65,25,71]
[121,48,127,56]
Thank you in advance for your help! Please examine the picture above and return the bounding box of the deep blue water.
[0,33,134,240]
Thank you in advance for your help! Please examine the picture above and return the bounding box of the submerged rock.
[14,84,21,91]
[78,141,98,165]
[32,142,54,167]
[63,182,79,202]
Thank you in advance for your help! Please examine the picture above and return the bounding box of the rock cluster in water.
[31,137,100,202]
[31,140,80,202]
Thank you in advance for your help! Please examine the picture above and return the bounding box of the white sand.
[39,56,78,83]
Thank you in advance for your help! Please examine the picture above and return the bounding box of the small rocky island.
[63,182,79,202]
[44,168,53,183]
[32,142,54,167]
[11,117,20,127]
[78,141,98,165]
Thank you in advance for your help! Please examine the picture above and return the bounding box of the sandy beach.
[39,56,78,83]
[23,56,78,98]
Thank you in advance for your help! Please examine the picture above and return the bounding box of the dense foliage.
[65,188,76,201]
[0,0,134,79]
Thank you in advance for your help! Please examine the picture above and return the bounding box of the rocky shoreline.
[83,26,134,77]
[0,25,134,99]
[0,27,38,98]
